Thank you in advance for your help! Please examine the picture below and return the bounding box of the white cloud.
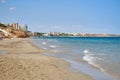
[9,7,16,11]
[1,0,6,3]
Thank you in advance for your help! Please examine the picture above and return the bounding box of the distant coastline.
[1,22,120,40]
[34,32,120,37]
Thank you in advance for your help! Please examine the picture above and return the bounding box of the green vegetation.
[35,32,44,37]
[0,23,7,28]
[59,33,73,37]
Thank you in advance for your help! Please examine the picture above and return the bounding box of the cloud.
[1,0,6,3]
[9,7,16,11]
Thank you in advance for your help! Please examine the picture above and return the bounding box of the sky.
[0,0,120,34]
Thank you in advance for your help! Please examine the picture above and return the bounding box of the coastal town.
[34,32,120,37]
[0,22,120,40]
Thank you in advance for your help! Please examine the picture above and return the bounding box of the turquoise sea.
[31,37,120,80]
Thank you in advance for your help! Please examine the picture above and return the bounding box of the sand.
[0,38,93,80]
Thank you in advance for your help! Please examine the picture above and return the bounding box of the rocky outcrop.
[0,23,30,39]
[12,30,28,38]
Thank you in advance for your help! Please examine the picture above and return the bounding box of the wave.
[42,42,46,45]
[49,45,59,48]
[42,47,48,50]
[83,49,105,72]
[83,49,89,54]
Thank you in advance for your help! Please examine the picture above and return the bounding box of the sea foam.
[83,49,89,54]
[49,45,58,48]
[83,49,105,72]
[42,42,46,45]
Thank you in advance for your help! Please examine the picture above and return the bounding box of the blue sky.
[0,0,120,34]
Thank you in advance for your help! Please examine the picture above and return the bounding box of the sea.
[31,37,120,80]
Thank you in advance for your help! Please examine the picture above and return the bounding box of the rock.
[12,30,29,38]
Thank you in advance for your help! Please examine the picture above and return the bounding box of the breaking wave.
[83,49,105,72]
[42,42,46,45]
[49,45,59,48]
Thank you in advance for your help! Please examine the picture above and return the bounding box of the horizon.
[0,0,120,34]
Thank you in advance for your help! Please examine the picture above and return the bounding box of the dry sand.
[0,38,93,80]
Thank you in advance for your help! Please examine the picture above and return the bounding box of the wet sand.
[0,38,93,80]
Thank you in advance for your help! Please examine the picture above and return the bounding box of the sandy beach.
[0,38,93,80]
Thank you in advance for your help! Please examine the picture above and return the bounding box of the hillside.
[0,23,32,39]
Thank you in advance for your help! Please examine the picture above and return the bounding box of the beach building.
[21,24,28,31]
[11,23,20,30]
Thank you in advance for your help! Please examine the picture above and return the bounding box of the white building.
[21,24,28,31]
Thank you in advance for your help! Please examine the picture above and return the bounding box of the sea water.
[31,37,120,80]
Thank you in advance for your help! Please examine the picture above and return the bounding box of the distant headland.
[34,32,120,37]
[0,22,120,40]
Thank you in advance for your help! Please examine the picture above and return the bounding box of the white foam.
[83,49,95,64]
[83,49,89,54]
[49,45,58,48]
[42,42,46,45]
[83,54,95,65]
[83,49,106,74]
[42,47,48,50]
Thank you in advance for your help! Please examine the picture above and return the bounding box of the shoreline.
[31,37,119,80]
[0,38,93,80]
